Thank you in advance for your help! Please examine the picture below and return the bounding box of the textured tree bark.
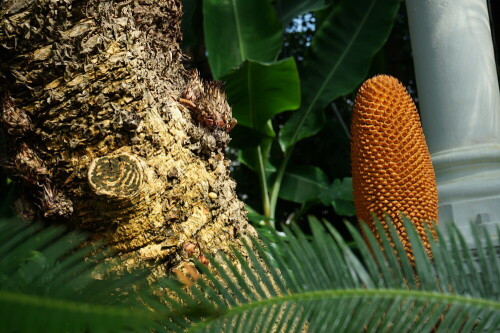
[0,0,256,280]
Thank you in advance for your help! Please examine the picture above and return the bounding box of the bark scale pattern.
[0,0,254,279]
[351,75,438,259]
[88,154,145,199]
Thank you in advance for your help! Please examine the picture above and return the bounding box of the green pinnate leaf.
[204,0,282,79]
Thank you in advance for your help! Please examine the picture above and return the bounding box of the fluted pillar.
[406,0,500,246]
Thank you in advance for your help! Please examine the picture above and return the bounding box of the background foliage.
[181,0,417,232]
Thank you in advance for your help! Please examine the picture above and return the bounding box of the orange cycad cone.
[351,75,438,260]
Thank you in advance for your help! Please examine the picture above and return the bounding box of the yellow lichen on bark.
[351,75,438,260]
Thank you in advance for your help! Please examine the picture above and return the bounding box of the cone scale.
[351,75,438,259]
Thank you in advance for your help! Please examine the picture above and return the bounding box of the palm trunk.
[0,0,256,279]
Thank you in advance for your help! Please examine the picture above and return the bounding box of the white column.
[406,0,500,246]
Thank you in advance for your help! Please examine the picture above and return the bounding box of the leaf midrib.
[230,0,246,64]
[288,0,377,148]
[188,288,500,331]
[286,172,328,190]
[0,289,150,320]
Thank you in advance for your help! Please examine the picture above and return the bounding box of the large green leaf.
[228,125,270,149]
[180,0,199,50]
[319,177,355,216]
[161,217,500,331]
[275,0,335,25]
[203,0,282,80]
[224,59,301,136]
[279,0,400,151]
[279,165,329,203]
[238,138,276,174]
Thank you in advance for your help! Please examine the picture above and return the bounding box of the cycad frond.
[163,217,500,332]
[2,217,499,332]
[0,218,160,333]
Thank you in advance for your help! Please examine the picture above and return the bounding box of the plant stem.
[332,102,351,140]
[256,145,271,224]
[292,201,315,224]
[268,147,293,222]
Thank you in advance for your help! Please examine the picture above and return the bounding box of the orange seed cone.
[351,75,438,260]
